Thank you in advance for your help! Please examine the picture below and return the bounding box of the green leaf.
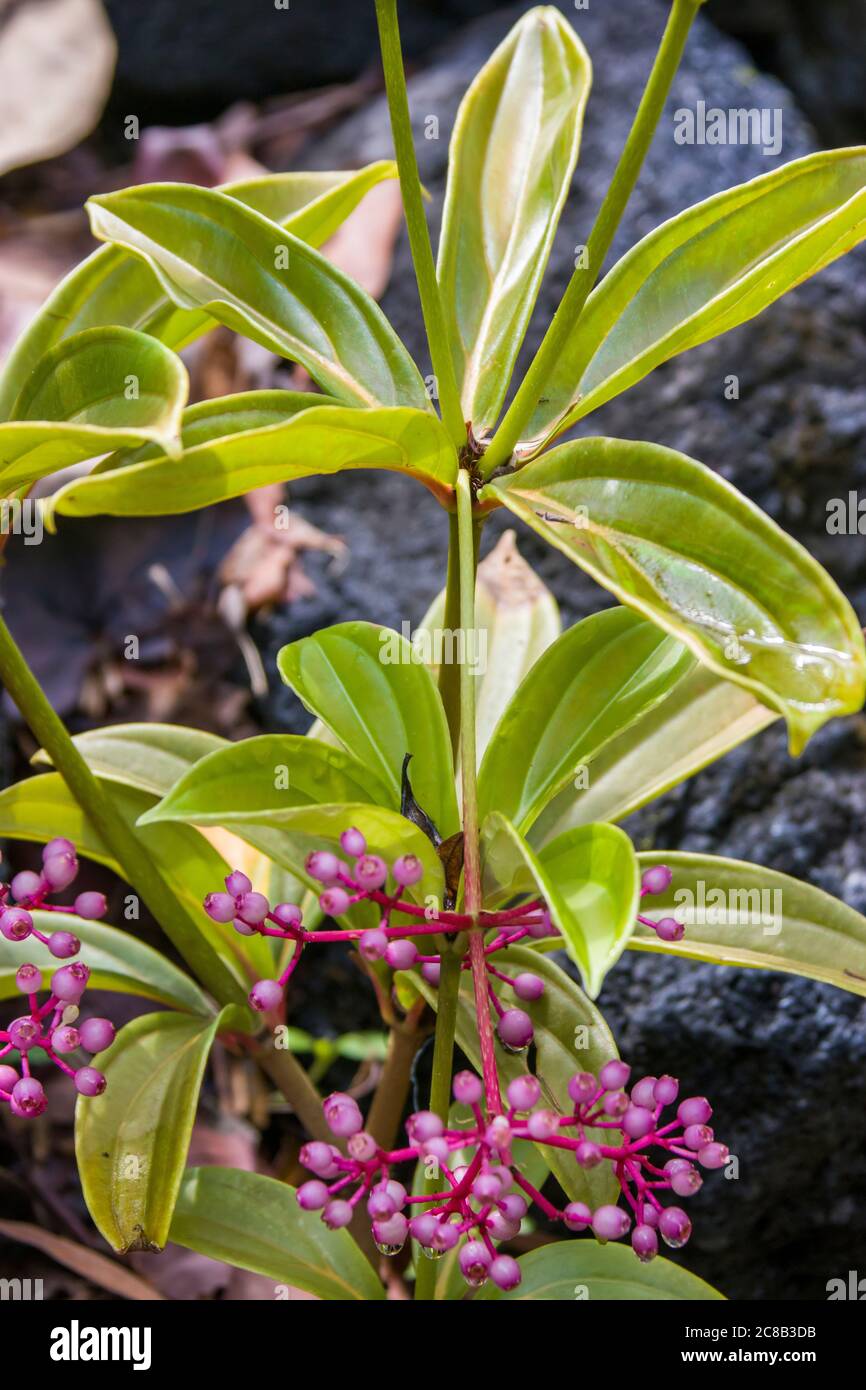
[170,1167,385,1300]
[437,6,591,431]
[475,1239,725,1300]
[0,328,186,493]
[411,944,619,1207]
[0,772,270,991]
[530,661,776,843]
[33,721,227,799]
[86,183,428,408]
[0,163,398,419]
[32,722,314,938]
[76,1007,246,1252]
[634,851,866,996]
[225,162,398,242]
[478,608,692,833]
[485,436,866,753]
[89,389,341,477]
[46,404,457,524]
[0,913,210,1015]
[147,800,445,910]
[278,622,459,837]
[417,529,561,760]
[522,148,866,454]
[481,813,638,996]
[139,734,394,827]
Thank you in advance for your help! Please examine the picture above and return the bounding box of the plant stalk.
[414,944,461,1301]
[256,1042,330,1142]
[438,511,462,761]
[482,0,703,474]
[0,609,245,1008]
[366,1016,424,1152]
[455,470,501,1115]
[374,0,467,449]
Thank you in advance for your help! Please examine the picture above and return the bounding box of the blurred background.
[1,0,865,1301]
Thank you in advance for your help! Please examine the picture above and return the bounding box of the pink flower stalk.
[204,835,679,1052]
[0,841,112,1116]
[296,1062,729,1291]
[203,827,702,1289]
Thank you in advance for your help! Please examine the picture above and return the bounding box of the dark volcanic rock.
[259,0,866,1299]
[102,0,504,126]
[709,0,866,145]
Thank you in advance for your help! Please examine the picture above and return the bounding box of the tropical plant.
[2,0,866,1300]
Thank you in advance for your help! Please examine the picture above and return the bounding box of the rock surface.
[259,0,866,1300]
[102,0,505,125]
[710,0,866,145]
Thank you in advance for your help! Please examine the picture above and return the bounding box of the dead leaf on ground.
[220,508,347,612]
[323,178,404,298]
[0,221,86,363]
[0,1217,164,1300]
[0,0,116,177]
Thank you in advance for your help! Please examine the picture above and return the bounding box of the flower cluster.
[204,830,681,1048]
[296,1059,728,1290]
[0,839,113,1117]
[202,825,716,1288]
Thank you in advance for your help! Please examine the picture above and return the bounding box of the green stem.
[438,512,461,761]
[414,944,461,1301]
[374,0,467,449]
[456,472,481,914]
[455,471,501,1115]
[482,0,702,475]
[366,1017,424,1151]
[0,610,245,1008]
[256,1043,330,1142]
[416,473,483,1300]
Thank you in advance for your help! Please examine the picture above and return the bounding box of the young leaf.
[170,1167,385,1300]
[530,660,776,843]
[475,1239,724,1300]
[0,162,398,419]
[75,1007,247,1252]
[635,851,866,996]
[521,148,866,454]
[0,327,186,493]
[86,183,429,408]
[411,944,619,1208]
[45,405,457,524]
[0,913,211,1014]
[484,436,866,753]
[481,812,639,996]
[478,607,692,833]
[278,622,459,837]
[437,6,591,431]
[417,529,561,759]
[225,162,398,242]
[139,735,394,827]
